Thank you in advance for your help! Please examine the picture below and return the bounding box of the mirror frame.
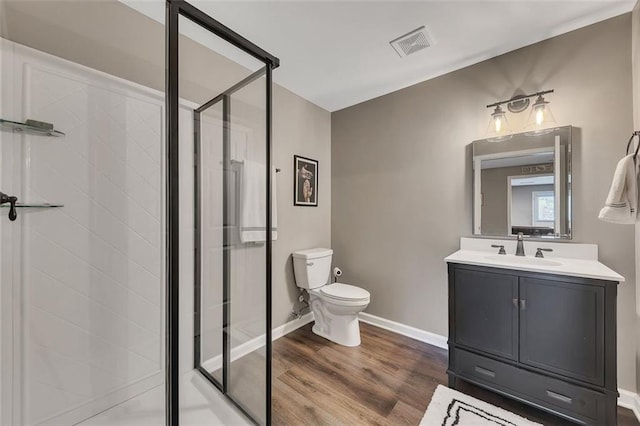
[472,126,572,240]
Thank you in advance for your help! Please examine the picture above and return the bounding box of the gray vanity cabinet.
[519,277,605,386]
[453,268,518,360]
[448,263,618,426]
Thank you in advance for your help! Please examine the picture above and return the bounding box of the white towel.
[598,154,638,224]
[240,160,278,243]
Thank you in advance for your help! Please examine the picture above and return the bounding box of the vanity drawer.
[524,370,605,422]
[453,349,606,423]
[455,348,514,387]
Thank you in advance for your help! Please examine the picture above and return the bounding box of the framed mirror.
[473,126,572,239]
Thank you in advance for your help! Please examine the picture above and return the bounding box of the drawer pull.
[546,390,572,404]
[474,366,496,378]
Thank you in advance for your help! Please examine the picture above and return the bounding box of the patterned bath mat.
[420,385,542,426]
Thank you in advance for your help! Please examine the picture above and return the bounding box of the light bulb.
[491,105,507,133]
[486,104,511,140]
[535,108,544,125]
[526,94,555,132]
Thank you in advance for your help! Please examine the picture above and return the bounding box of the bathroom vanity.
[446,238,624,426]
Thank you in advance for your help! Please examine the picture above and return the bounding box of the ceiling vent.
[389,26,434,58]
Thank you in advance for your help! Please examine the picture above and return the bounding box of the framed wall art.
[294,155,318,206]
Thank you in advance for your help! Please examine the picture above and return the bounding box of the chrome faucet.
[515,232,525,257]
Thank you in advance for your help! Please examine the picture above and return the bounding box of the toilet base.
[311,313,362,347]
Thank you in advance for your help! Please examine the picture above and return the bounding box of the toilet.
[292,248,370,347]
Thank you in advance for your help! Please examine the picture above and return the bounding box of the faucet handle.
[535,248,553,258]
[491,244,506,255]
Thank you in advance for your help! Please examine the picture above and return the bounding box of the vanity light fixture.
[486,89,556,138]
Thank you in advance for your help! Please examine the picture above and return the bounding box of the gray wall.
[0,0,331,329]
[272,89,331,327]
[332,14,636,391]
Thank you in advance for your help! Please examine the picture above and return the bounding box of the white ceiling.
[122,1,635,112]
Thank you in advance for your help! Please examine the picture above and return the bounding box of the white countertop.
[445,238,624,282]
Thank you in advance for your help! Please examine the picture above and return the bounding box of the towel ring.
[625,131,640,160]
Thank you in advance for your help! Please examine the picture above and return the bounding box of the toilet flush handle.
[307,262,314,266]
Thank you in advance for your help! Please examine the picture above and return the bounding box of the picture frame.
[294,155,318,207]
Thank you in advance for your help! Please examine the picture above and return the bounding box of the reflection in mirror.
[473,126,572,239]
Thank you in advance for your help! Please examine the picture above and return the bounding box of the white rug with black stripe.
[420,385,542,426]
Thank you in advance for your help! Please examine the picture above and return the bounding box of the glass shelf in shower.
[0,203,64,208]
[0,119,65,137]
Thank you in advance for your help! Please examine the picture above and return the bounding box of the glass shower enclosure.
[166,2,279,425]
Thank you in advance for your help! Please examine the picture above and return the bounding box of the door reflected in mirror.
[473,126,572,239]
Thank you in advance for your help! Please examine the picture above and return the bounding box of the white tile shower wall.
[0,38,14,426]
[4,42,165,425]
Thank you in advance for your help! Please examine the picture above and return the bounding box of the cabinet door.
[453,268,518,360]
[519,277,604,386]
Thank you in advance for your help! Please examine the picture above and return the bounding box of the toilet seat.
[320,283,370,302]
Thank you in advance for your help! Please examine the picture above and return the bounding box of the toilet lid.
[320,283,370,301]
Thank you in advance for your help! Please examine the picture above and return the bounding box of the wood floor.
[271,322,639,426]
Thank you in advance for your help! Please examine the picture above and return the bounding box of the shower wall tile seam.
[29,266,159,336]
[31,219,161,292]
[30,122,162,222]
[29,67,162,217]
[29,231,161,307]
[28,304,160,366]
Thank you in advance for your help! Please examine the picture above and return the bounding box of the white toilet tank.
[292,248,333,289]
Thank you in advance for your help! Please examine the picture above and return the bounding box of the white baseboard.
[358,312,448,349]
[202,313,314,372]
[618,388,640,421]
[273,312,314,340]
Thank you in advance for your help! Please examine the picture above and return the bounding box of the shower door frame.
[165,1,279,425]
[193,66,267,412]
